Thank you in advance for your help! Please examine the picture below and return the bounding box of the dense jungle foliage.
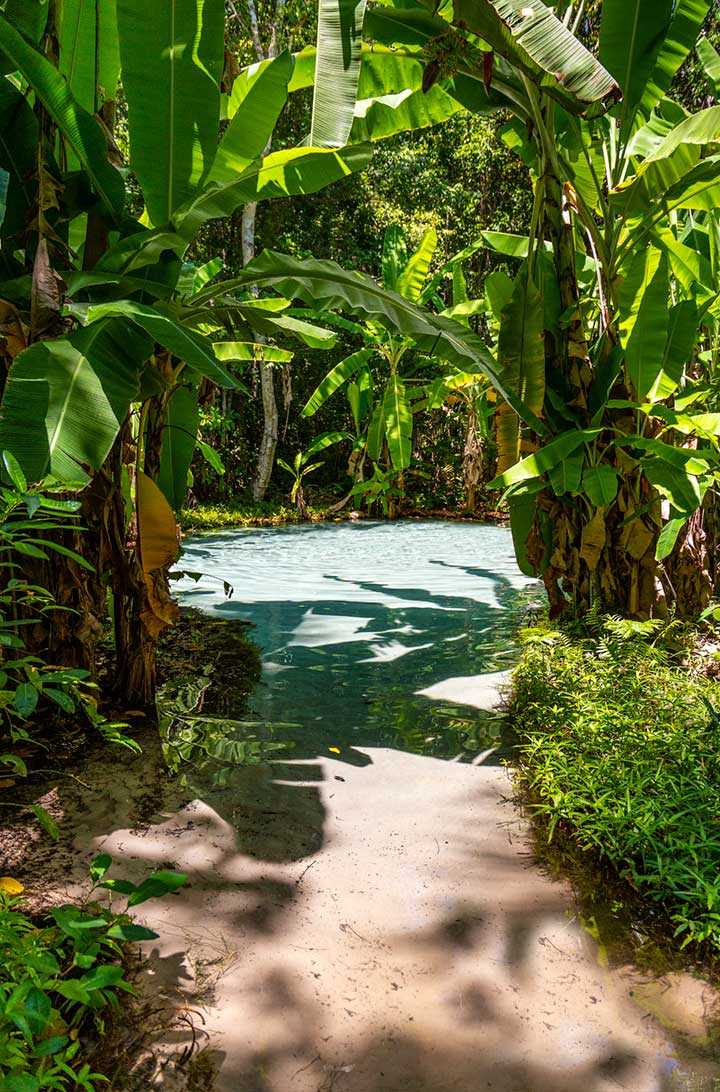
[1,0,720,1085]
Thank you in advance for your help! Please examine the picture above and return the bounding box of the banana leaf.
[311,0,368,146]
[117,0,224,225]
[0,319,152,481]
[0,13,124,216]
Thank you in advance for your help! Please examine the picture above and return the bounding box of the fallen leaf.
[0,877,24,894]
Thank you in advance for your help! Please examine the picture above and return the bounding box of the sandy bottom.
[11,713,720,1092]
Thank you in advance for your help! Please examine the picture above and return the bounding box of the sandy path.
[22,728,715,1092]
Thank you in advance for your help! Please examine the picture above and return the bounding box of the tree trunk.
[462,405,482,514]
[242,199,279,502]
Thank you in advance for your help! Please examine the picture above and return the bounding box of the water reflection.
[167,521,540,778]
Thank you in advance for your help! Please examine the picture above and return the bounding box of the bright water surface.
[172,520,540,766]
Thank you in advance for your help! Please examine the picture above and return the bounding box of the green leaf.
[305,430,351,456]
[212,51,293,181]
[301,348,373,416]
[646,299,698,402]
[383,374,413,470]
[599,0,672,136]
[617,246,669,400]
[28,804,59,841]
[173,145,373,238]
[450,0,618,114]
[2,450,26,492]
[22,987,51,1037]
[489,429,600,489]
[0,13,123,215]
[507,492,538,578]
[126,870,187,907]
[197,440,225,476]
[656,516,687,560]
[582,465,619,507]
[106,923,159,941]
[90,853,113,882]
[30,1035,69,1059]
[43,688,76,713]
[78,964,125,990]
[69,301,237,388]
[0,319,152,482]
[14,682,38,717]
[496,265,545,472]
[641,0,712,117]
[366,402,385,462]
[382,225,408,293]
[396,228,438,303]
[697,36,720,98]
[57,0,120,114]
[3,0,49,41]
[547,448,584,496]
[643,458,702,514]
[311,0,368,147]
[158,377,199,512]
[0,79,38,241]
[117,0,224,225]
[233,250,545,432]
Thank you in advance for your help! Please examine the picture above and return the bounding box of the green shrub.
[0,858,186,1091]
[509,617,720,951]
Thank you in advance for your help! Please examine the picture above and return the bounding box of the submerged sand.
[8,680,720,1092]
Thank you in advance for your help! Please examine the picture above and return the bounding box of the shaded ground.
[5,718,720,1092]
[4,522,720,1090]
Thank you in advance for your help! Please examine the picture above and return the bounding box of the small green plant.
[0,857,187,1090]
[0,452,139,838]
[509,614,720,952]
[277,432,349,520]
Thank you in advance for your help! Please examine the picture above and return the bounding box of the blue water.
[168,520,540,768]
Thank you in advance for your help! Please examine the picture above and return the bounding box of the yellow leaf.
[69,1028,79,1041]
[0,778,15,788]
[329,747,341,754]
[0,876,24,894]
[136,471,180,573]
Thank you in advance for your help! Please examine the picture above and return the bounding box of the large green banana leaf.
[640,0,712,120]
[212,52,293,182]
[173,145,373,238]
[598,0,672,138]
[66,300,238,388]
[383,374,413,469]
[0,80,37,240]
[302,348,374,416]
[2,0,48,41]
[612,107,720,216]
[445,0,618,115]
[117,0,224,226]
[496,266,545,472]
[311,0,368,146]
[0,14,124,216]
[646,299,698,401]
[228,249,546,432]
[617,247,669,401]
[157,376,199,512]
[350,84,465,143]
[0,320,152,481]
[57,0,120,113]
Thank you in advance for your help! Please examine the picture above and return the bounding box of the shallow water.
[174,519,539,765]
[156,518,720,1092]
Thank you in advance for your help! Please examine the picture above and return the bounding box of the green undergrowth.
[0,859,186,1092]
[179,500,317,531]
[508,614,720,954]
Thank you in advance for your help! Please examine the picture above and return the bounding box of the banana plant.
[364,0,720,619]
[277,431,349,519]
[0,0,403,701]
[298,225,490,489]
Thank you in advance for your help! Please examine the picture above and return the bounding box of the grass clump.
[509,615,720,952]
[179,500,316,531]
